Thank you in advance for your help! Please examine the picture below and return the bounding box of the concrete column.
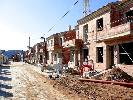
[78,51,80,66]
[105,45,109,69]
[103,45,107,69]
[114,45,119,65]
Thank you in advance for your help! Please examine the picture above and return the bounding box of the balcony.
[75,39,83,49]
[54,44,62,51]
[94,22,133,42]
[64,30,76,42]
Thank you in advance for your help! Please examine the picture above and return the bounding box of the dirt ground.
[30,63,133,100]
[0,62,75,100]
[1,62,133,100]
[52,75,133,100]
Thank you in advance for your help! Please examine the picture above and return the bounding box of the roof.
[77,0,132,25]
[46,31,67,41]
[77,2,112,25]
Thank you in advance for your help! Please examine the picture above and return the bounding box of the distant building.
[3,50,24,62]
[0,54,8,65]
[46,32,65,65]
[62,27,83,69]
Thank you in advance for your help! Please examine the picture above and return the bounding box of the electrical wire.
[120,45,133,63]
[47,0,79,33]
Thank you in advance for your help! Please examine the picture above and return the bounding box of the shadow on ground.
[0,65,13,98]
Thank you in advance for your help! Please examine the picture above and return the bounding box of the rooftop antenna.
[83,0,90,17]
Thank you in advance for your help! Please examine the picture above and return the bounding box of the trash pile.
[91,67,133,82]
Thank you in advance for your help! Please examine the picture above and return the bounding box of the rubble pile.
[52,75,133,100]
[65,68,80,75]
[91,67,133,82]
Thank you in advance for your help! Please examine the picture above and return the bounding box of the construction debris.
[52,74,133,100]
[91,67,133,82]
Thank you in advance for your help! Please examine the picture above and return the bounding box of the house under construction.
[25,0,133,72]
[76,0,133,71]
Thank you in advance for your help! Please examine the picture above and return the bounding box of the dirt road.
[1,62,133,100]
[0,62,72,100]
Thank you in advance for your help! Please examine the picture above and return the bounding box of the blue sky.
[0,0,117,50]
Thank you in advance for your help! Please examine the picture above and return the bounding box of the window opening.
[83,49,88,61]
[96,47,103,63]
[70,49,74,62]
[40,55,42,61]
[83,24,88,42]
[51,40,53,46]
[96,18,103,31]
[60,38,63,46]
[125,10,133,22]
[54,54,57,61]
[119,42,133,65]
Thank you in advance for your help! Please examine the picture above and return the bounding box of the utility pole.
[29,36,30,48]
[28,36,31,63]
[40,36,46,64]
[83,0,90,17]
[40,35,47,72]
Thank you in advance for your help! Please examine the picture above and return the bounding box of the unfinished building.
[76,0,133,71]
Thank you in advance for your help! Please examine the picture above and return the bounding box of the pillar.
[114,45,119,65]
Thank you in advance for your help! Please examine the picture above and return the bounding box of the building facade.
[77,0,133,71]
[24,0,132,72]
[62,27,83,69]
[46,32,64,65]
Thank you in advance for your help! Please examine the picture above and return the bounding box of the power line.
[120,44,133,63]
[47,0,79,34]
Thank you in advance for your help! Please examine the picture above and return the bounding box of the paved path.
[0,62,70,100]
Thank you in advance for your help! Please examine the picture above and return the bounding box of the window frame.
[96,18,103,31]
[96,47,103,63]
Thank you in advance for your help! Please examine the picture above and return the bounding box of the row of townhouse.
[46,27,83,70]
[24,27,83,70]
[24,42,47,65]
[25,0,133,71]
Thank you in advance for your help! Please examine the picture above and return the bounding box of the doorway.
[83,49,88,61]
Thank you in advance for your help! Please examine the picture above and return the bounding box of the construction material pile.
[91,67,133,82]
[52,74,133,100]
[65,68,80,75]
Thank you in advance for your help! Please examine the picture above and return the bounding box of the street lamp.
[40,37,45,43]
[40,36,47,71]
[27,46,32,64]
[40,32,45,43]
